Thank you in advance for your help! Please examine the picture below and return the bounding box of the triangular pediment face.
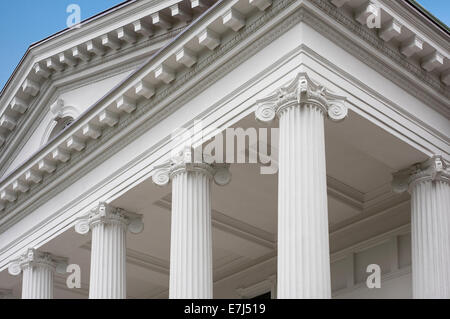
[0,0,218,180]
[1,69,137,179]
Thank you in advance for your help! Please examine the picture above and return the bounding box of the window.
[48,116,74,141]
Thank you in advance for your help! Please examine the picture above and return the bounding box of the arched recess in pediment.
[40,99,81,146]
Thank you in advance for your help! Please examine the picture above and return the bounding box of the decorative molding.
[255,72,348,123]
[392,155,450,193]
[236,274,276,299]
[308,1,449,115]
[297,43,449,151]
[0,0,447,269]
[0,0,215,152]
[324,0,449,90]
[0,54,148,178]
[0,0,445,219]
[152,146,232,187]
[7,248,68,276]
[74,202,144,235]
[0,0,291,240]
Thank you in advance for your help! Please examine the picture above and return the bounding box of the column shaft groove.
[170,170,213,299]
[277,104,331,299]
[411,179,450,298]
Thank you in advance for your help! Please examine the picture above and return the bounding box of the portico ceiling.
[0,109,425,298]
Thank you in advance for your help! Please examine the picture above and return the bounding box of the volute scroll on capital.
[74,202,144,235]
[8,248,68,276]
[255,72,348,123]
[152,146,232,187]
[392,155,450,193]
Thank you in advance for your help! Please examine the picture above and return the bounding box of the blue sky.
[0,0,448,90]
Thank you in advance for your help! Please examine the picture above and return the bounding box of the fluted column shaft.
[89,220,127,299]
[410,179,450,298]
[152,147,231,299]
[277,104,331,299]
[393,155,450,299]
[22,264,54,299]
[170,168,213,299]
[75,202,143,299]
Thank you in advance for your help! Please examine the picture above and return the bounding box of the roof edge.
[404,0,450,35]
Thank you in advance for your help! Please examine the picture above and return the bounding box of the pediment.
[0,0,218,178]
[0,0,449,216]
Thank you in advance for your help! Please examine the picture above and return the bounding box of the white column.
[393,156,450,298]
[75,202,144,299]
[8,248,67,299]
[153,146,231,299]
[255,72,347,299]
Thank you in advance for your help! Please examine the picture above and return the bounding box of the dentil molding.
[255,72,348,123]
[0,0,447,254]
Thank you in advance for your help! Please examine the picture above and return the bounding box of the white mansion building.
[0,0,449,299]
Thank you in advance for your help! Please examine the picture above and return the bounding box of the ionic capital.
[392,155,450,193]
[8,248,68,276]
[74,202,144,235]
[152,146,231,187]
[255,72,348,122]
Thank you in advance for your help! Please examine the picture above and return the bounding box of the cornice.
[0,0,282,224]
[0,0,216,151]
[297,44,449,150]
[0,0,448,232]
[1,0,448,156]
[0,57,145,178]
[317,0,449,97]
[380,0,449,52]
[0,25,184,170]
[307,3,449,116]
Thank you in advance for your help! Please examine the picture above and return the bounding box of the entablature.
[0,0,218,151]
[0,0,448,231]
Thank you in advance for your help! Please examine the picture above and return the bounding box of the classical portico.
[393,156,450,298]
[0,0,449,299]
